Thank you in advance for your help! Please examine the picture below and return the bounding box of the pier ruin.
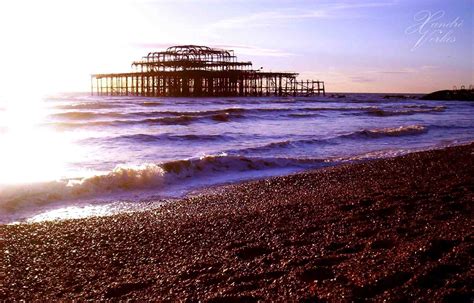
[91,45,325,97]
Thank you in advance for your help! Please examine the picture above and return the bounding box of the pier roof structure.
[92,45,324,97]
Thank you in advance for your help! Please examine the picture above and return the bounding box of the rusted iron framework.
[91,45,325,97]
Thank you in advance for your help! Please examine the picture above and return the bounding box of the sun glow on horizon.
[0,96,89,185]
[0,0,160,96]
[0,0,153,186]
[0,0,472,95]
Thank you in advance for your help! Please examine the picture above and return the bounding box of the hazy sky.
[0,0,472,94]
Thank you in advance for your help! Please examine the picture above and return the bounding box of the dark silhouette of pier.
[91,45,325,97]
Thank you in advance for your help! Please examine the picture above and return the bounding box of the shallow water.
[1,93,473,223]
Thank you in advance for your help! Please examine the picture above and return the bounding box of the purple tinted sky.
[0,0,472,93]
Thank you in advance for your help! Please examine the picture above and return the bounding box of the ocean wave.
[53,106,379,122]
[47,105,394,126]
[301,106,375,112]
[144,115,197,125]
[401,104,446,109]
[0,155,322,214]
[50,107,248,122]
[231,125,428,155]
[139,101,162,107]
[93,133,231,143]
[233,138,329,154]
[210,113,232,122]
[55,102,125,110]
[131,107,247,117]
[346,125,427,138]
[49,117,194,129]
[366,106,445,117]
[51,120,127,129]
[50,111,245,129]
[0,164,166,214]
[287,113,322,118]
[184,106,376,115]
[50,111,124,120]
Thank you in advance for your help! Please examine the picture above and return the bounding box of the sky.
[0,0,472,95]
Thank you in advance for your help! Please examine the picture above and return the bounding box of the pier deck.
[91,45,325,97]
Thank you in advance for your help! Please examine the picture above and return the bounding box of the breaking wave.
[0,155,322,214]
[345,125,428,138]
[4,92,471,223]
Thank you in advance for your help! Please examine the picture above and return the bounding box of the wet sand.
[1,144,473,302]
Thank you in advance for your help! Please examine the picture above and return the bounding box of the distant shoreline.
[2,143,473,301]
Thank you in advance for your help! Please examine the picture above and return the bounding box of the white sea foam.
[0,154,323,217]
[1,93,473,223]
[351,124,428,138]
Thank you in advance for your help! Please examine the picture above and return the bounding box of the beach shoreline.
[2,144,473,301]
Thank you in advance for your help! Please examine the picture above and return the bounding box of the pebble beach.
[1,143,473,301]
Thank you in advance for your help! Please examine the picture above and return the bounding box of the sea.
[0,93,473,223]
